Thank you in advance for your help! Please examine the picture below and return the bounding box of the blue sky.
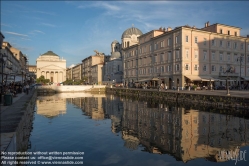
[1,1,249,67]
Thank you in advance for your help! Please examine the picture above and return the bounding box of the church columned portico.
[36,51,66,84]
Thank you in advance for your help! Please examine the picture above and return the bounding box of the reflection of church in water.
[36,96,66,118]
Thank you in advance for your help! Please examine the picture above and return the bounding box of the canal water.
[25,93,249,166]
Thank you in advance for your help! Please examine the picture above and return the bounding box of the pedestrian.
[25,84,30,95]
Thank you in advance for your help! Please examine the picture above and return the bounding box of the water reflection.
[33,94,249,165]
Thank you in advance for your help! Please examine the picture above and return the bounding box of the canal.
[25,93,249,166]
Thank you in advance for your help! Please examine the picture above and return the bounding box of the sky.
[1,1,249,67]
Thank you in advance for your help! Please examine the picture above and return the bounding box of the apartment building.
[72,63,82,81]
[123,22,249,89]
[91,63,103,84]
[81,51,105,84]
[1,42,23,83]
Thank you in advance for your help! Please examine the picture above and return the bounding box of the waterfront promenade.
[0,90,35,152]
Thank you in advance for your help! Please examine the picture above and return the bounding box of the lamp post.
[1,53,7,103]
[237,56,242,90]
[223,67,231,96]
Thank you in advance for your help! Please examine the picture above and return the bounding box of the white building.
[36,51,66,84]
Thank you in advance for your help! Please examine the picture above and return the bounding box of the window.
[227,41,230,48]
[195,37,198,43]
[212,65,216,72]
[186,49,189,59]
[175,36,178,44]
[194,64,198,71]
[168,65,171,72]
[168,52,171,61]
[219,53,223,61]
[194,50,198,59]
[234,42,237,49]
[186,36,188,42]
[220,29,222,34]
[247,55,249,63]
[160,53,164,62]
[220,40,223,47]
[185,64,189,70]
[219,66,223,72]
[241,43,244,50]
[203,51,207,60]
[168,38,171,46]
[227,53,230,61]
[234,54,237,62]
[150,44,152,51]
[160,41,164,48]
[176,64,180,71]
[204,38,207,45]
[212,52,215,60]
[176,50,180,59]
[203,65,207,71]
[228,30,230,35]
[235,32,237,36]
[212,39,215,46]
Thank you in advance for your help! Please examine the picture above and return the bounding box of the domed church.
[121,26,143,48]
[36,51,66,84]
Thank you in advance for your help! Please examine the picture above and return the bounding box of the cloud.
[1,23,13,28]
[4,31,28,37]
[78,1,120,11]
[40,23,56,27]
[34,30,45,34]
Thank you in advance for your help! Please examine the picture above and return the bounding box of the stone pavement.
[0,89,35,152]
[0,92,26,113]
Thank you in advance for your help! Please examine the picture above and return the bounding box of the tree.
[36,75,50,84]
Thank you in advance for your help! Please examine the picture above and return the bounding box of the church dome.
[110,52,121,59]
[41,51,59,56]
[112,40,119,44]
[121,27,143,39]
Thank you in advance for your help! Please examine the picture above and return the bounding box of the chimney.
[247,35,249,38]
[167,27,172,31]
[205,22,207,27]
[159,27,162,30]
[163,27,166,31]
[207,21,210,26]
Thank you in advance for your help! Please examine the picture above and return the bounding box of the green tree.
[36,75,50,84]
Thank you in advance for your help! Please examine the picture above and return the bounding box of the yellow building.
[123,22,249,89]
[36,51,66,84]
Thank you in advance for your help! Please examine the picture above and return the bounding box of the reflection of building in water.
[104,95,123,133]
[122,99,249,163]
[80,97,105,120]
[36,96,66,118]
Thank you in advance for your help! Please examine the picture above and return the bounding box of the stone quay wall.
[106,88,249,110]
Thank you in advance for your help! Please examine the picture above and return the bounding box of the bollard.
[178,87,179,92]
[188,86,190,91]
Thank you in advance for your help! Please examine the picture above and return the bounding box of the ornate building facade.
[36,51,66,84]
[123,22,249,89]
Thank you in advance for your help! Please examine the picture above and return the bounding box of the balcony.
[219,72,239,77]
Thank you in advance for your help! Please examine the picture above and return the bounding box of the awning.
[242,77,249,81]
[185,76,219,81]
[138,79,150,82]
[151,78,159,81]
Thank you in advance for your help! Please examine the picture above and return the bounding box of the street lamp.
[223,67,232,96]
[1,53,7,102]
[237,56,243,90]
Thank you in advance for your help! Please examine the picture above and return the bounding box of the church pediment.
[39,64,65,70]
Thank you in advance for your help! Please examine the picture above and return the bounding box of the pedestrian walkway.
[0,92,26,113]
